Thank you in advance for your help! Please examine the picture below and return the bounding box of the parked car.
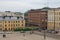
[47,30,59,34]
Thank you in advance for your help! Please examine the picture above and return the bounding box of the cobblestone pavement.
[0,31,59,40]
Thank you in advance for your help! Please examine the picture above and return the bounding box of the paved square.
[0,32,59,40]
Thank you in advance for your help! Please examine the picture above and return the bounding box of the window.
[22,21,23,23]
[9,28,10,30]
[18,24,20,26]
[16,21,17,23]
[41,13,46,14]
[5,28,7,30]
[21,17,23,19]
[45,17,47,19]
[59,17,60,20]
[59,12,60,15]
[11,28,13,30]
[5,25,7,26]
[16,24,17,26]
[9,24,10,26]
[42,22,44,24]
[17,17,19,19]
[0,24,2,27]
[9,16,11,19]
[0,21,2,23]
[14,21,15,23]
[3,16,5,19]
[59,23,60,25]
[8,21,10,23]
[55,12,58,15]
[13,24,15,26]
[22,24,23,26]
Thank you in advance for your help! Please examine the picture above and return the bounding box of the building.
[0,11,25,31]
[24,16,29,26]
[24,12,29,26]
[28,9,47,29]
[48,8,60,31]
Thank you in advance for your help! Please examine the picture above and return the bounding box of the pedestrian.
[23,33,25,37]
[3,34,6,38]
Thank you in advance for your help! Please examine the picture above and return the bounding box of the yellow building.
[2,20,25,31]
[48,8,60,31]
[0,11,25,31]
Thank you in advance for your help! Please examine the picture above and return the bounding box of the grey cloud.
[0,0,60,13]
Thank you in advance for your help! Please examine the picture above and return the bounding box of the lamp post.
[3,30,6,38]
[42,19,46,40]
[3,20,6,38]
[44,30,46,40]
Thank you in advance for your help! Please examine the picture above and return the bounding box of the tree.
[42,7,50,9]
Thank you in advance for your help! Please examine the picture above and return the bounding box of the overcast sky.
[0,0,60,13]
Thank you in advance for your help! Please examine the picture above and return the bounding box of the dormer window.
[5,11,10,13]
[17,17,19,19]
[3,16,5,19]
[9,16,11,19]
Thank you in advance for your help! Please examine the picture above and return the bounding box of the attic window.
[3,16,5,19]
[5,11,10,13]
[9,16,11,19]
[17,17,19,19]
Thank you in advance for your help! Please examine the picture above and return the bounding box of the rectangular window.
[8,21,10,23]
[9,28,10,30]
[18,24,20,26]
[59,17,60,20]
[0,21,2,23]
[5,25,7,26]
[16,21,17,23]
[14,21,15,23]
[0,24,2,27]
[55,12,58,15]
[22,24,23,26]
[5,28,7,30]
[3,16,5,19]
[9,24,10,26]
[59,23,60,25]
[11,28,13,30]
[59,12,60,15]
[22,21,23,23]
[11,24,13,26]
[17,17,19,19]
[9,16,11,19]
[16,24,17,26]
[14,24,15,26]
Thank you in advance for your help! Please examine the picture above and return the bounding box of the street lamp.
[3,30,6,38]
[42,19,47,40]
[3,20,6,38]
[44,28,46,40]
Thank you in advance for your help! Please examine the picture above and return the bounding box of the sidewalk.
[0,32,59,40]
[33,31,60,39]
